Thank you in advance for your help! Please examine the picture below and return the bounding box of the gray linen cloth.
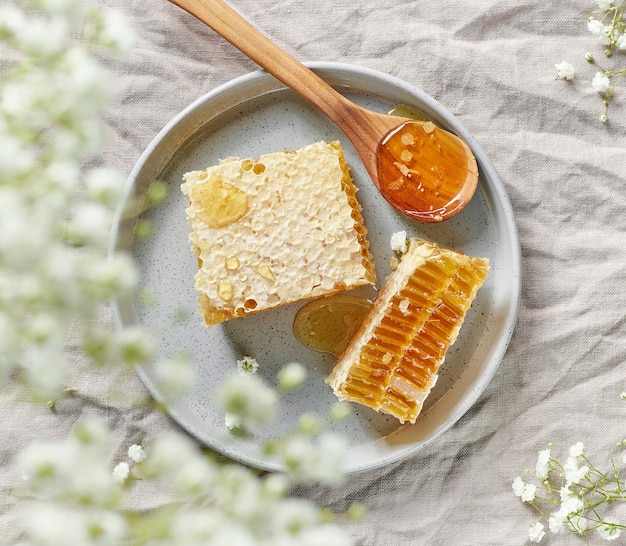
[2,0,626,544]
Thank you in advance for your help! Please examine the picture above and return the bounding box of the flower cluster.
[555,0,626,121]
[513,441,626,543]
[220,359,350,487]
[3,2,357,545]
[0,0,159,404]
[14,419,355,545]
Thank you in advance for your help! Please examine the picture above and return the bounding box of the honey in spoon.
[377,109,478,223]
[293,294,373,357]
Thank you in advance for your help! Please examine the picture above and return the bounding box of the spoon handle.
[168,0,380,165]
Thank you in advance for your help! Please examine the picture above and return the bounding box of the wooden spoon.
[169,0,479,222]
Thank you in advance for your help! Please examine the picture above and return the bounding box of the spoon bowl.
[169,0,478,222]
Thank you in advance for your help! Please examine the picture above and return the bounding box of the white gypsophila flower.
[0,312,18,379]
[529,521,545,543]
[14,13,69,58]
[174,455,216,496]
[569,442,584,458]
[330,401,352,421]
[66,202,113,247]
[237,355,259,375]
[225,412,243,430]
[18,440,80,493]
[169,508,223,544]
[563,495,585,515]
[18,432,120,506]
[0,4,26,39]
[205,524,257,546]
[512,476,526,497]
[591,72,611,93]
[113,325,154,367]
[96,8,136,55]
[563,457,589,486]
[0,189,49,267]
[142,433,198,478]
[24,312,64,349]
[617,34,626,50]
[588,18,606,36]
[313,433,348,487]
[587,19,612,45]
[218,373,278,430]
[277,362,307,391]
[596,0,614,9]
[269,498,319,536]
[40,0,83,20]
[390,230,408,253]
[73,417,111,454]
[127,444,146,463]
[512,475,537,502]
[282,432,347,487]
[63,46,112,115]
[81,508,128,545]
[598,517,621,541]
[19,502,89,545]
[297,413,323,435]
[536,448,550,480]
[21,349,67,399]
[555,61,575,80]
[44,160,81,208]
[0,131,36,178]
[555,494,584,522]
[20,502,127,546]
[84,168,126,208]
[262,473,290,500]
[549,515,565,535]
[152,355,196,401]
[559,486,574,502]
[112,462,129,485]
[521,483,537,503]
[213,465,265,521]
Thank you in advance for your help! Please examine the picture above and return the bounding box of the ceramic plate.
[110,63,521,473]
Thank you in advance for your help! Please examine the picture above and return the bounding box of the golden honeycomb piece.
[326,238,489,424]
[181,141,376,327]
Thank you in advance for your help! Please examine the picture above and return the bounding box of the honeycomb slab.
[181,141,375,327]
[326,238,489,424]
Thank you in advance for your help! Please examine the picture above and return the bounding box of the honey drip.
[293,294,373,356]
[192,174,248,228]
[388,104,432,122]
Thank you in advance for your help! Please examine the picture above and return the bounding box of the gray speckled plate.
[110,63,520,473]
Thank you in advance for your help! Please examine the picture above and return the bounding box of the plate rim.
[109,61,522,473]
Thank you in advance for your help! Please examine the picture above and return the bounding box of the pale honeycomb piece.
[326,238,489,424]
[181,141,375,327]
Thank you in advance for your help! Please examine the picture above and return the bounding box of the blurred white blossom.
[218,373,278,430]
[277,362,307,391]
[5,3,355,545]
[112,462,130,484]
